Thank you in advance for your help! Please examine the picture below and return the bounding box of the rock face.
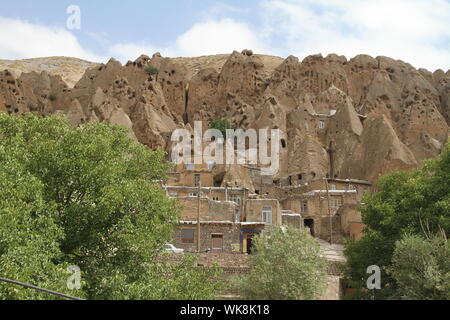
[0,51,449,186]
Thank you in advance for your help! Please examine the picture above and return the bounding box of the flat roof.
[327,178,371,185]
[164,185,248,191]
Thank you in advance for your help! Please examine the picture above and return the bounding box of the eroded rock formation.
[1,51,449,186]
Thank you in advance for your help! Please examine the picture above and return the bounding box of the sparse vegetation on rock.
[145,64,159,76]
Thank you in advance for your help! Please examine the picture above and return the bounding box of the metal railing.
[0,277,84,300]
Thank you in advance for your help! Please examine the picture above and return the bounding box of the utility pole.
[324,177,333,245]
[197,183,201,252]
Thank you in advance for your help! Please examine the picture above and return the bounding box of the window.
[206,160,216,170]
[189,192,198,198]
[262,206,273,224]
[230,195,241,205]
[329,198,342,210]
[194,174,201,187]
[185,163,194,171]
[298,173,304,181]
[181,229,195,243]
[319,120,325,129]
[330,184,337,190]
[212,196,219,201]
[301,200,308,213]
[168,192,178,198]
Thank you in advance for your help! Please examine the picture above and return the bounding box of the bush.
[145,65,159,76]
[210,119,236,137]
[388,233,450,300]
[238,226,327,300]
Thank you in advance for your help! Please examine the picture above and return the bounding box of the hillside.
[0,57,98,88]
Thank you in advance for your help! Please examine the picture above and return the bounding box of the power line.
[0,277,84,300]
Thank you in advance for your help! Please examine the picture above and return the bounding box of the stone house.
[166,185,284,254]
[278,178,370,242]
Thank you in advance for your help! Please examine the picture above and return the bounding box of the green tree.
[344,143,450,299]
[0,156,74,299]
[388,233,449,300]
[0,113,221,300]
[238,226,327,300]
[210,119,236,137]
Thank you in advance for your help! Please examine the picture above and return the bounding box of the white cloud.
[0,17,107,62]
[172,19,267,57]
[108,18,267,62]
[108,43,160,63]
[260,0,450,71]
[1,1,449,72]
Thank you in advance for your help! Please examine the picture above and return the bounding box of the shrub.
[210,119,236,137]
[388,233,450,300]
[145,65,159,76]
[238,226,327,300]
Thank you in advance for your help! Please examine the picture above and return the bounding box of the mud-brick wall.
[282,214,304,228]
[319,215,343,243]
[245,199,281,224]
[178,198,236,221]
[173,223,241,253]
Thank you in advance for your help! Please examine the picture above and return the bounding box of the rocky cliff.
[1,51,449,185]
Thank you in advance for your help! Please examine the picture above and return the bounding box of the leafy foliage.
[344,142,450,299]
[145,65,159,76]
[388,233,449,300]
[238,226,327,300]
[209,119,236,137]
[0,113,221,300]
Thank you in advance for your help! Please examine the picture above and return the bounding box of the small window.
[185,163,195,171]
[329,198,342,210]
[194,174,201,187]
[298,173,304,181]
[262,206,273,224]
[301,200,308,213]
[330,184,337,190]
[319,120,325,129]
[189,192,199,198]
[168,192,178,198]
[206,160,216,170]
[281,139,287,148]
[230,195,241,205]
[181,229,195,243]
[212,196,219,201]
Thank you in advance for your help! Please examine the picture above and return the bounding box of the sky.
[0,0,449,71]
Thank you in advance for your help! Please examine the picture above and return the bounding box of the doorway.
[211,234,223,253]
[246,234,255,254]
[304,219,315,236]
